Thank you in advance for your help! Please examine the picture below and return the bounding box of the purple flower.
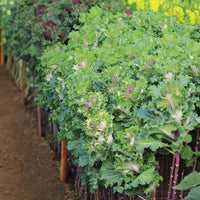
[73,0,79,5]
[126,11,131,16]
[128,87,134,93]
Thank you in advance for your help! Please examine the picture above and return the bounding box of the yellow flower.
[150,0,160,12]
[195,10,200,25]
[128,0,137,4]
[196,16,200,25]
[127,0,199,25]
[189,11,196,25]
[136,0,145,10]
[173,6,185,23]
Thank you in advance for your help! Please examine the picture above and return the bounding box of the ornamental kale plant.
[2,0,77,69]
[36,8,200,198]
[1,0,126,101]
[2,0,125,70]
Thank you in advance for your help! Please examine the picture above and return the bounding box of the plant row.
[35,7,200,199]
[1,0,200,199]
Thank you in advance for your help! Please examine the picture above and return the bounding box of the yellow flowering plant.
[126,0,200,25]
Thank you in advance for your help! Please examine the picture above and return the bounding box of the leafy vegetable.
[36,7,200,198]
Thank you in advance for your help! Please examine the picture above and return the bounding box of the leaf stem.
[116,107,131,118]
[167,154,176,200]
[193,128,200,172]
[119,150,131,158]
[180,167,184,200]
[152,159,160,200]
[111,188,114,200]
[164,147,175,155]
[172,153,180,200]
[137,195,147,200]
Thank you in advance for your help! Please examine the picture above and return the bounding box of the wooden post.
[60,140,68,182]
[10,52,13,82]
[97,189,101,200]
[22,61,26,107]
[37,107,42,137]
[0,28,5,66]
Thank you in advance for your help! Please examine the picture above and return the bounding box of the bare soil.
[0,66,80,200]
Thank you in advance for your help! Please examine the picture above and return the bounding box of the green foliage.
[36,7,200,198]
[174,171,200,190]
[174,172,200,200]
[1,0,126,68]
[2,0,74,68]
[100,160,123,188]
[184,187,200,200]
[2,0,200,198]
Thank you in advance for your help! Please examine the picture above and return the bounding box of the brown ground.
[0,66,80,200]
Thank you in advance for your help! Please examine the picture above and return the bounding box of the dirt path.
[0,66,80,200]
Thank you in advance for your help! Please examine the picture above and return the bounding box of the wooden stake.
[37,107,42,137]
[10,53,13,82]
[0,29,5,66]
[60,140,68,182]
[97,189,101,200]
[0,45,4,66]
[22,61,27,107]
